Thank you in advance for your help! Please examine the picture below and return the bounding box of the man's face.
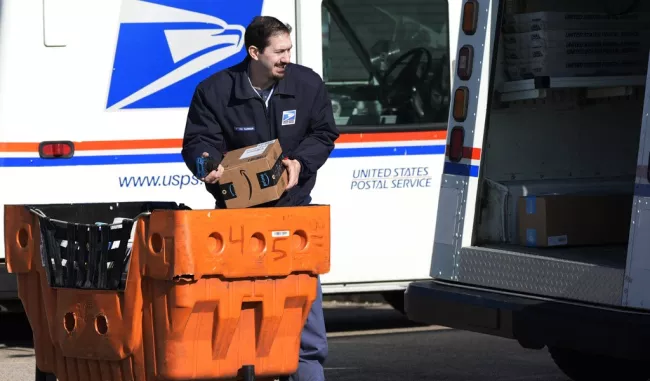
[254,32,292,80]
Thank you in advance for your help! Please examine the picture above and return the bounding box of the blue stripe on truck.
[443,162,480,177]
[634,183,650,197]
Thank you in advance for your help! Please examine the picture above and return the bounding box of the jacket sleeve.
[291,80,340,179]
[181,85,225,177]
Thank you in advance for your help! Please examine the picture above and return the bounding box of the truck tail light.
[39,141,74,159]
[449,127,465,162]
[457,45,474,80]
[453,87,469,122]
[462,0,479,35]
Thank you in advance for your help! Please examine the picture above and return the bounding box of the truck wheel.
[35,366,57,381]
[549,346,650,381]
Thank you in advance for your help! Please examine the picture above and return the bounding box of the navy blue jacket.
[181,59,340,207]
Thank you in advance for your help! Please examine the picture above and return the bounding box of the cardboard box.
[502,11,650,33]
[217,140,288,209]
[503,46,647,63]
[501,29,650,80]
[517,194,632,248]
[502,29,650,50]
[505,58,647,81]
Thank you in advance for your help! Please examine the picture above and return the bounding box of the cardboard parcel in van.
[218,140,288,209]
[517,193,633,248]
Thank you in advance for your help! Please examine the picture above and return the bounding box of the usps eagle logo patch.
[282,110,296,125]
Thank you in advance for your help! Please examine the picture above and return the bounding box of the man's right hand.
[201,152,224,184]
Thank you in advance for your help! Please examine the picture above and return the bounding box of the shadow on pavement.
[0,302,432,352]
[0,312,34,356]
[324,303,428,333]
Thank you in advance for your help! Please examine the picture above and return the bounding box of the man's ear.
[248,46,260,60]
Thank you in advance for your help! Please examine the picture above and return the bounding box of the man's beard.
[272,66,286,80]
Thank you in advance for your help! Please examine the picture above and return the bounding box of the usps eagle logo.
[282,110,296,125]
[106,0,263,110]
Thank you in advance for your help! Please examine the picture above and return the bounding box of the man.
[181,16,339,381]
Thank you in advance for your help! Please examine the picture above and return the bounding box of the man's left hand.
[282,158,301,190]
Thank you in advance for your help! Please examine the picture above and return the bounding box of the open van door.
[624,64,650,310]
[422,0,501,282]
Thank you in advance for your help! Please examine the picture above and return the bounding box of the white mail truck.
[0,0,458,312]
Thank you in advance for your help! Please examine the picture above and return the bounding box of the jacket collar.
[231,58,296,100]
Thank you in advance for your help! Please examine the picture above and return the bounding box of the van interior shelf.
[497,75,647,102]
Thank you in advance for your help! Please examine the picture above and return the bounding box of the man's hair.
[244,16,292,54]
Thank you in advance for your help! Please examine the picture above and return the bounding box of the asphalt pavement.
[0,301,569,380]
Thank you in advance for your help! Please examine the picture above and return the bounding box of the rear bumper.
[405,280,650,361]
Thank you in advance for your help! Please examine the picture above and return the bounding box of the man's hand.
[200,152,224,184]
[282,158,301,190]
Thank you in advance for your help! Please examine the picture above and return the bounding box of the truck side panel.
[0,0,296,252]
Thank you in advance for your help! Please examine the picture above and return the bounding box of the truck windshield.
[321,0,450,128]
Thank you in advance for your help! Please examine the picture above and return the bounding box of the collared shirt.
[246,62,276,112]
[255,86,274,104]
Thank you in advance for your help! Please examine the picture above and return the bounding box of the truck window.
[321,0,450,130]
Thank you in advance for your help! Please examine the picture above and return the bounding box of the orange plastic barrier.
[5,203,330,380]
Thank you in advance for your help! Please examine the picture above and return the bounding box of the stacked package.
[502,11,650,81]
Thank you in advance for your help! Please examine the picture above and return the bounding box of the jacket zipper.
[259,95,275,140]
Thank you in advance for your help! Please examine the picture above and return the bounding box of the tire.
[549,346,650,381]
[35,366,57,381]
